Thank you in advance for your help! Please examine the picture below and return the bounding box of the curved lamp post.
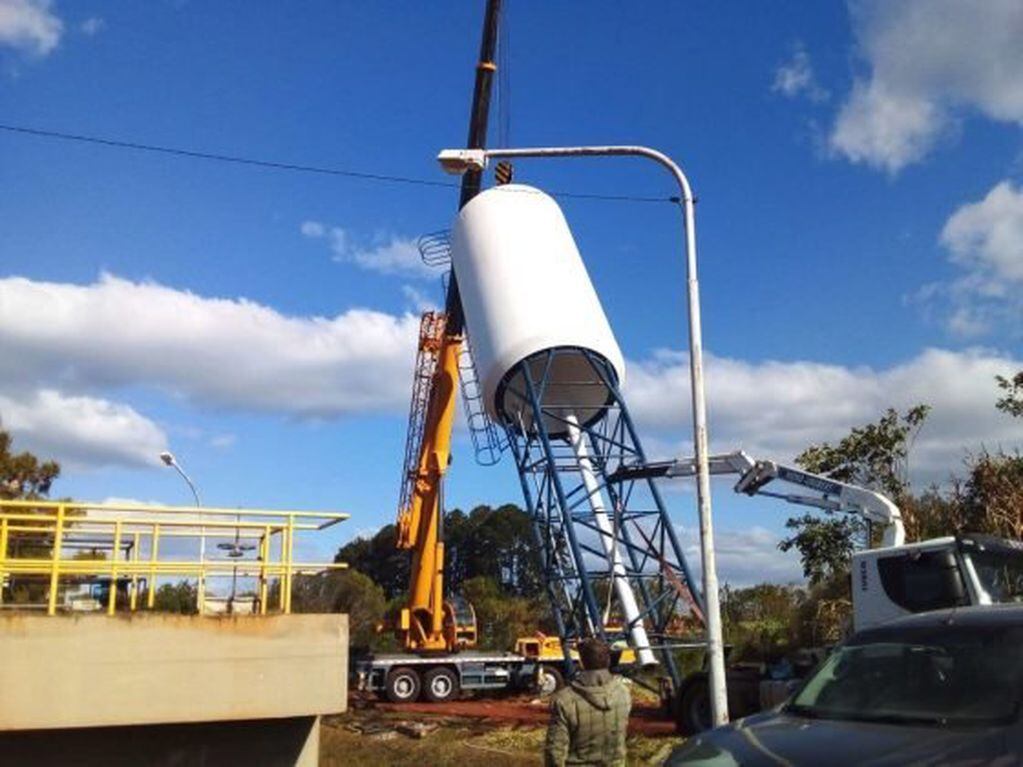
[159,451,207,615]
[437,145,728,727]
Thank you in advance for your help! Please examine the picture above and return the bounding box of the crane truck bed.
[355,650,533,703]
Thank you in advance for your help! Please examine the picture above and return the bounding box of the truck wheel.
[422,667,459,703]
[676,676,711,735]
[537,665,564,696]
[385,667,421,703]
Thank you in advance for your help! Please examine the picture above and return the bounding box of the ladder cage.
[416,230,453,268]
[458,332,509,467]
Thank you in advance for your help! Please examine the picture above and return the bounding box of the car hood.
[666,710,1008,767]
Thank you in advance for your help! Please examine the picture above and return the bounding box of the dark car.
[667,605,1023,766]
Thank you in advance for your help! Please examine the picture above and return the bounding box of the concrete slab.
[0,613,348,731]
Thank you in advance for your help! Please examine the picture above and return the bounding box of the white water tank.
[450,184,625,436]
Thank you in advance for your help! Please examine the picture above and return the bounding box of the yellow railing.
[0,500,348,617]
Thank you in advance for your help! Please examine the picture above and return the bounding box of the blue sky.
[1,0,1021,584]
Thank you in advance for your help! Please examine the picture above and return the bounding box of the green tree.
[446,504,543,596]
[779,406,930,584]
[291,569,388,650]
[153,580,198,613]
[0,429,60,500]
[996,371,1023,418]
[721,583,803,662]
[334,525,409,599]
[335,504,543,599]
[0,429,62,604]
[953,450,1023,540]
[460,574,545,650]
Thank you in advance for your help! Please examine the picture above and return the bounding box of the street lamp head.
[437,148,488,175]
[159,451,175,467]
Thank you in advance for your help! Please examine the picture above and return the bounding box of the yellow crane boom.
[394,312,476,652]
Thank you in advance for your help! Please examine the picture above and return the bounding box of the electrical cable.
[0,122,675,204]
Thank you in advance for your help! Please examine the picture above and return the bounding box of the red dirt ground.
[368,695,677,737]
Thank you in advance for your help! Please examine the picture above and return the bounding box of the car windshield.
[967,549,1023,603]
[788,625,1023,726]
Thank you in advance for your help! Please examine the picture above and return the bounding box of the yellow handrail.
[0,500,348,616]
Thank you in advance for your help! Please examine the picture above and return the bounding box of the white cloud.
[830,0,1023,173]
[301,221,436,278]
[299,220,325,238]
[79,16,103,36]
[209,433,236,449]
[772,45,828,103]
[913,180,1023,337]
[626,347,1023,484]
[0,273,420,418]
[0,0,62,55]
[681,525,804,587]
[401,284,438,313]
[0,388,167,469]
[941,180,1023,284]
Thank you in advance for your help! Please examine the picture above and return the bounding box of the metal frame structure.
[0,500,348,616]
[501,346,705,691]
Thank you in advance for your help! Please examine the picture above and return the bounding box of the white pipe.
[565,414,657,667]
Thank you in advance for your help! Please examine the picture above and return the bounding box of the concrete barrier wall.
[0,613,348,731]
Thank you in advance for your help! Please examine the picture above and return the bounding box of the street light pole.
[437,145,729,726]
[159,451,207,616]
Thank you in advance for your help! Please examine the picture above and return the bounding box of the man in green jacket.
[544,638,632,767]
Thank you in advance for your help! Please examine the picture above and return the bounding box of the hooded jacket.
[544,669,632,767]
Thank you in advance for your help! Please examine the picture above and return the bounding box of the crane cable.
[0,122,676,205]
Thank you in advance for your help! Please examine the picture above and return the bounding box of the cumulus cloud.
[0,273,419,418]
[680,525,804,587]
[912,180,1023,337]
[0,388,167,469]
[626,346,1023,483]
[772,45,828,102]
[0,0,62,55]
[830,0,1023,173]
[942,180,1023,284]
[301,221,436,278]
[79,16,103,36]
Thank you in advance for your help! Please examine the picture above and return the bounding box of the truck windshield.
[966,548,1023,603]
[788,625,1023,727]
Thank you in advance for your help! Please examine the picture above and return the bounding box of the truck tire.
[676,675,711,735]
[385,667,421,703]
[422,667,459,703]
[536,665,564,697]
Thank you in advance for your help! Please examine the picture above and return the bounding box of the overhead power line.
[0,122,674,204]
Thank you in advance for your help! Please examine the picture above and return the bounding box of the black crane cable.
[0,122,676,205]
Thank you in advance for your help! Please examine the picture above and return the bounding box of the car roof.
[855,604,1023,640]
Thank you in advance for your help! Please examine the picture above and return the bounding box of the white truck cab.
[853,534,1023,631]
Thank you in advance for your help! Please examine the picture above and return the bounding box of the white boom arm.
[612,450,905,548]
